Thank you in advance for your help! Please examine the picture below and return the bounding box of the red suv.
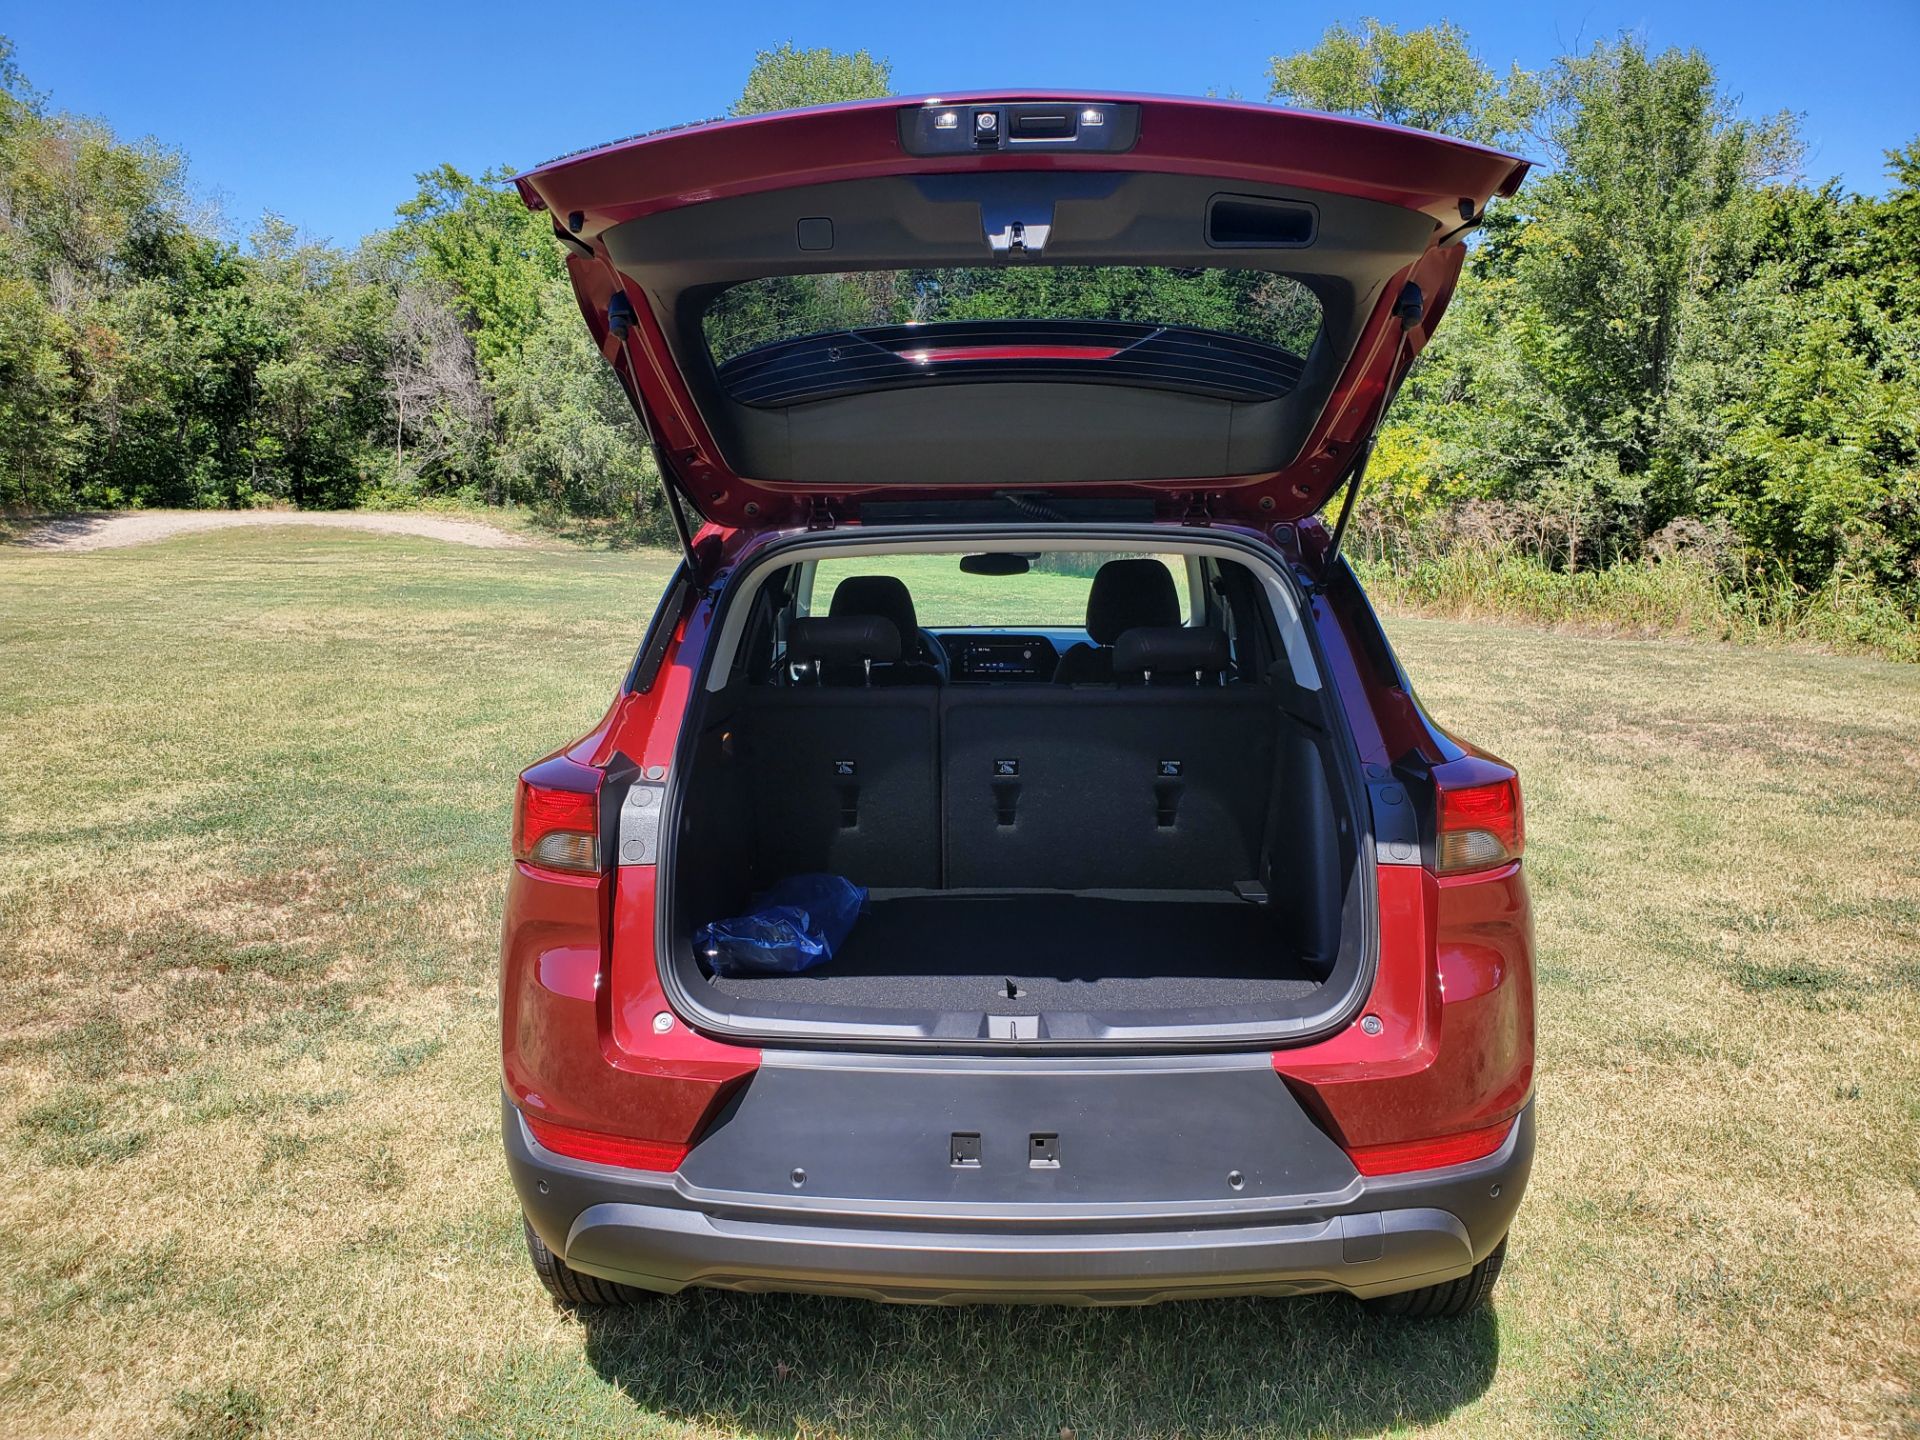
[502,94,1535,1314]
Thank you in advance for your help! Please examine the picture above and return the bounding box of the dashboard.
[936,629,1084,683]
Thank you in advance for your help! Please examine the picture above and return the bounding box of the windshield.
[704,266,1323,367]
[809,553,1192,630]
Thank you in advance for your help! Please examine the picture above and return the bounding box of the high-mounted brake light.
[513,775,600,875]
[524,1115,688,1171]
[1436,774,1523,875]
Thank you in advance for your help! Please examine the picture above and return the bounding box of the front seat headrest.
[1113,625,1231,678]
[787,616,902,667]
[829,575,923,642]
[1084,559,1182,645]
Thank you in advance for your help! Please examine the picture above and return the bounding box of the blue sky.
[8,1,1917,245]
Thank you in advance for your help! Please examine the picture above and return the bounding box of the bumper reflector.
[1345,1117,1514,1176]
[525,1114,690,1172]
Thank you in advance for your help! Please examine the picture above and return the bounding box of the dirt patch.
[12,510,529,552]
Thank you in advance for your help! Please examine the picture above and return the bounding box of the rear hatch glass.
[706,266,1324,406]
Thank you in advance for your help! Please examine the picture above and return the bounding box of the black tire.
[523,1217,653,1308]
[1364,1237,1507,1318]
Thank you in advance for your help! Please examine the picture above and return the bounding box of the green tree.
[730,42,891,117]
[0,277,81,506]
[1703,145,1920,601]
[388,165,561,374]
[1381,36,1803,567]
[490,291,657,517]
[0,20,1914,624]
[0,34,214,508]
[78,245,242,507]
[382,163,663,515]
[239,217,391,507]
[1267,18,1536,145]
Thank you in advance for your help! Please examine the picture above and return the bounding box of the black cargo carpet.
[701,888,1324,1015]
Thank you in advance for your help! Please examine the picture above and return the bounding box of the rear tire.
[1364,1237,1507,1318]
[523,1216,654,1308]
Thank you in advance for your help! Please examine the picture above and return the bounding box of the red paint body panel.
[1271,863,1533,1151]
[499,550,761,1154]
[500,862,757,1147]
[516,96,1528,529]
[1270,565,1534,1149]
[518,94,1526,233]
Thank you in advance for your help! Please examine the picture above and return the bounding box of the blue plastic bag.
[695,874,867,977]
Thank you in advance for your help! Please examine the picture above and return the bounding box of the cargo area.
[700,888,1326,1016]
[653,539,1375,1044]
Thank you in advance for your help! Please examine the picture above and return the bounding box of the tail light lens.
[1437,774,1523,875]
[524,1115,688,1171]
[513,770,600,874]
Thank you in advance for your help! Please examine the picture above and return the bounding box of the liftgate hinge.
[806,497,838,531]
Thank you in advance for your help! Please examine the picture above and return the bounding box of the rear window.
[703,266,1323,367]
[808,553,1192,630]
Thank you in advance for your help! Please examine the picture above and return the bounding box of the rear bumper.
[505,1057,1533,1306]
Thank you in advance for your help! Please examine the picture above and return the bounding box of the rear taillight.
[1436,774,1523,875]
[513,772,600,874]
[1345,1117,1514,1176]
[524,1115,688,1171]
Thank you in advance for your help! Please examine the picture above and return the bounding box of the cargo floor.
[700,888,1326,1015]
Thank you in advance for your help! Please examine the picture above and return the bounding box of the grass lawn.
[2,527,1916,1439]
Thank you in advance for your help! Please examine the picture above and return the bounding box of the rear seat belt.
[833,758,859,829]
[991,758,1020,827]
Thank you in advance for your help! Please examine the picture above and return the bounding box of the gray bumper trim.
[506,1096,1534,1305]
[563,1200,1473,1304]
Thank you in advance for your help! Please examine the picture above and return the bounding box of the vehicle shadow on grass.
[579,1290,1498,1436]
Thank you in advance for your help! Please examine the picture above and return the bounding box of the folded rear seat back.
[739,617,1273,895]
[746,616,941,887]
[939,679,1275,891]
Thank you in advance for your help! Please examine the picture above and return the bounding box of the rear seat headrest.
[1085,559,1183,645]
[1113,625,1231,677]
[787,615,902,666]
